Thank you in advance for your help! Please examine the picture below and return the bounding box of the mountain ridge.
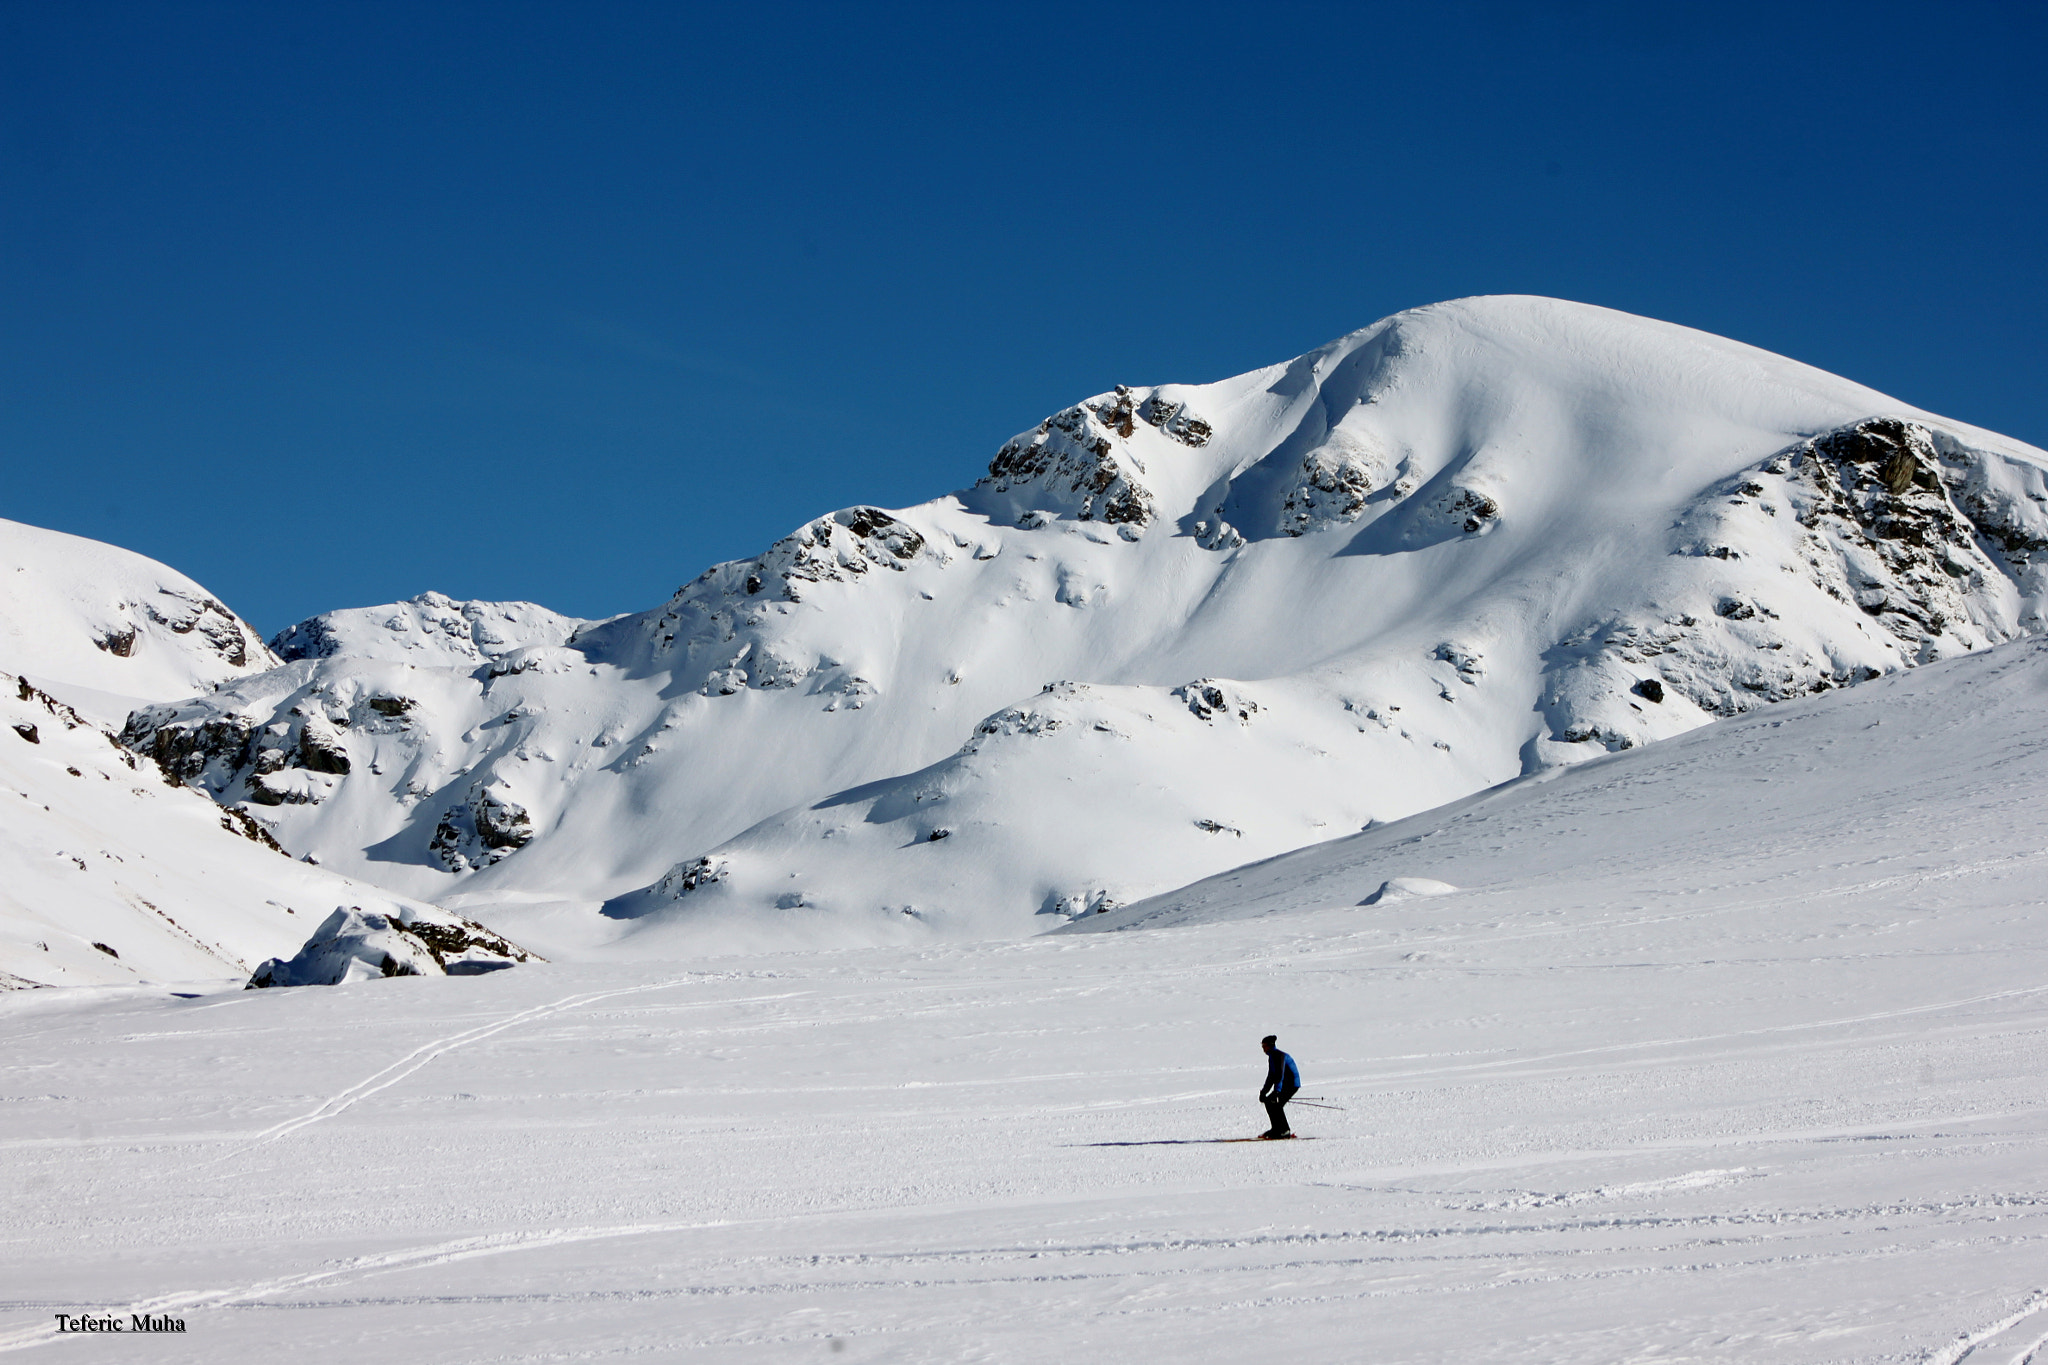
[46,296,2048,953]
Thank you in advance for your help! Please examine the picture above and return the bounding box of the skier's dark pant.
[1263,1088,1297,1135]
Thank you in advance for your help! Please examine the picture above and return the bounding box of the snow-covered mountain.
[0,517,277,725]
[0,525,506,988]
[112,297,2048,951]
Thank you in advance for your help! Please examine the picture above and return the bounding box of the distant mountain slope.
[116,297,2048,950]
[0,669,459,988]
[0,518,276,724]
[1067,633,2048,937]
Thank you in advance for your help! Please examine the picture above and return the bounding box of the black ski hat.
[1261,1034,1277,1048]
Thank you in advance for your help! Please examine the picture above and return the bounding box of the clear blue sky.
[5,1,2044,634]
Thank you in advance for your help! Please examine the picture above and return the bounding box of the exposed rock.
[1277,425,1393,536]
[980,391,1158,527]
[1045,887,1123,918]
[428,783,534,872]
[1433,644,1484,685]
[218,807,286,853]
[247,904,538,987]
[296,716,351,776]
[1174,679,1258,722]
[122,710,255,787]
[12,723,36,744]
[656,854,730,898]
[1441,488,1501,535]
[1135,389,1212,446]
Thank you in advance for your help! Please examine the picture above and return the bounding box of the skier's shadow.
[1070,1138,1303,1146]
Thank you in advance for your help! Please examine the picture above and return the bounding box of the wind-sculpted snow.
[99,297,2048,949]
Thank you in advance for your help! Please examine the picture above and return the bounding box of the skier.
[1258,1034,1300,1138]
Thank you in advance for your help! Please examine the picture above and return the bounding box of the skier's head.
[1261,1035,1277,1053]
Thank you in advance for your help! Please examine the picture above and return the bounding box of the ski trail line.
[1328,982,2048,1088]
[1927,1289,2048,1365]
[0,1218,736,1354]
[204,977,708,1163]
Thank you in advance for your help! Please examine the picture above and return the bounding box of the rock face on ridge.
[109,297,2048,950]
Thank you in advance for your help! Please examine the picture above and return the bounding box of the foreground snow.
[5,643,2046,1361]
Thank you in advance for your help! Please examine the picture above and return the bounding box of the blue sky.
[4,1,2044,634]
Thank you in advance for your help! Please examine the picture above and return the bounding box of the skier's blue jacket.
[1263,1050,1300,1098]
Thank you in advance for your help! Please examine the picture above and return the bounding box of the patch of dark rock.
[218,808,286,853]
[94,627,136,657]
[297,727,350,775]
[123,713,255,787]
[11,723,36,744]
[926,828,952,842]
[1715,598,1756,620]
[365,696,414,718]
[1634,678,1665,703]
[1194,819,1242,836]
[92,942,118,958]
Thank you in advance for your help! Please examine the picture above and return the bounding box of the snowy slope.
[120,298,2048,948]
[1074,632,2048,936]
[0,517,277,725]
[0,668,479,988]
[5,636,2046,1359]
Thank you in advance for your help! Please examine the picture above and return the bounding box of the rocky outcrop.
[429,783,535,873]
[1533,417,2044,759]
[133,589,268,671]
[974,384,1210,531]
[122,710,255,786]
[1174,679,1259,723]
[247,904,538,987]
[656,854,730,898]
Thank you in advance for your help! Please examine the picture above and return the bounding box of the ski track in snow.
[4,913,2045,1363]
[208,978,757,1158]
[9,636,2048,1359]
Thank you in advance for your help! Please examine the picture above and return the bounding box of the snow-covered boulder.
[247,904,538,987]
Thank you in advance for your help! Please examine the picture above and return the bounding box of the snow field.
[3,850,2044,1362]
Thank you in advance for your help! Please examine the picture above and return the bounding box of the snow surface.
[4,638,2047,1360]
[109,298,2048,950]
[0,517,276,727]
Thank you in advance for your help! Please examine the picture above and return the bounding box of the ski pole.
[1291,1099,1346,1111]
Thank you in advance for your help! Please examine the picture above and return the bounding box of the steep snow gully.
[5,295,2048,1359]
